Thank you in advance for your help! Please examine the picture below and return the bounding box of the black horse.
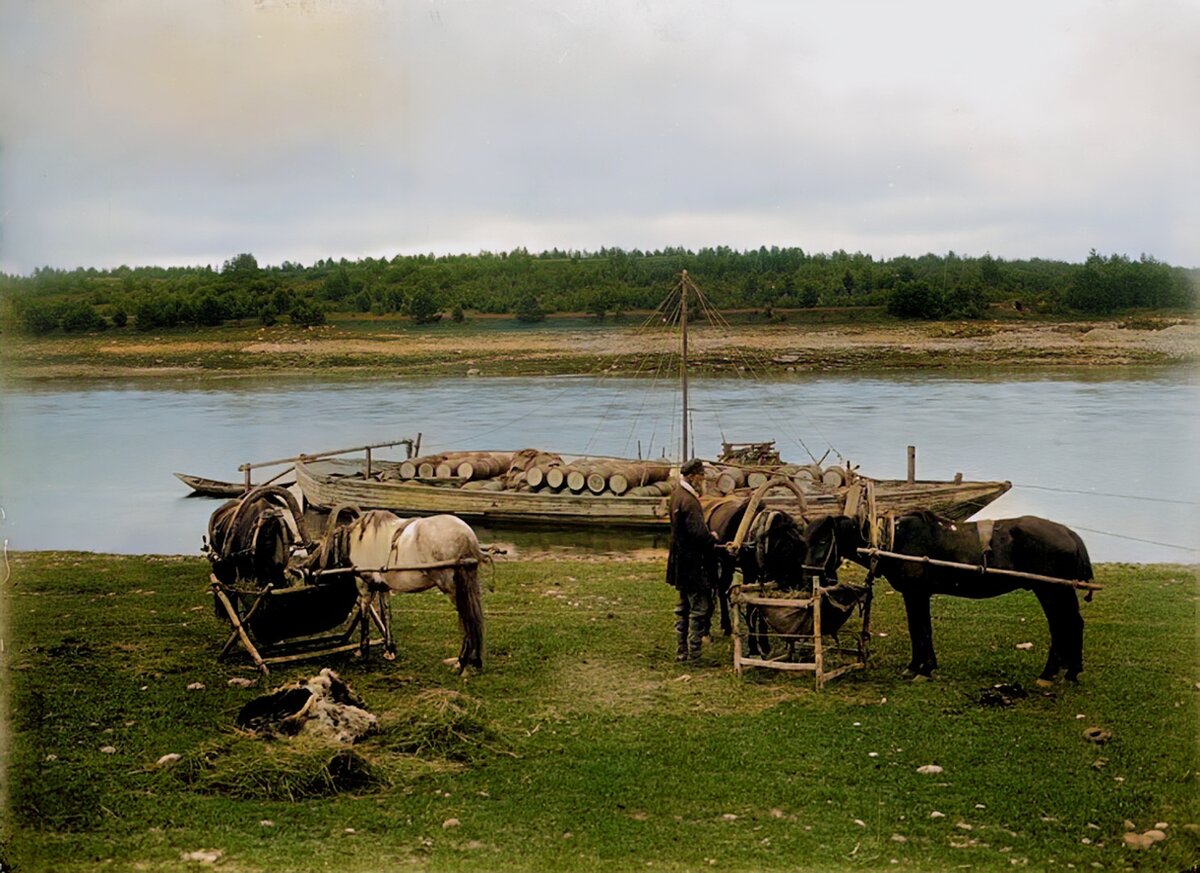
[205,489,360,646]
[705,497,813,636]
[803,511,1093,682]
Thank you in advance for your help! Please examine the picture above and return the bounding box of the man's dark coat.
[666,482,713,592]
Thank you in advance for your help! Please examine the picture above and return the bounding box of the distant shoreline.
[2,312,1195,381]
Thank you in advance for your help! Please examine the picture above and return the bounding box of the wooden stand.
[731,570,872,690]
[211,573,391,678]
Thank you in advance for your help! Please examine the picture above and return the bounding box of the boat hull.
[295,459,1010,528]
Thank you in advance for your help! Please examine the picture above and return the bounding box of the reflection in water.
[0,370,1196,562]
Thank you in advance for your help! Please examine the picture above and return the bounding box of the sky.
[1,0,1197,276]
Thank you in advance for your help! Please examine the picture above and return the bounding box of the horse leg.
[718,580,732,638]
[901,591,936,678]
[451,564,485,673]
[377,591,396,661]
[357,589,373,661]
[1033,586,1083,684]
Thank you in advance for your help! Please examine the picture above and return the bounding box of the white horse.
[328,510,486,673]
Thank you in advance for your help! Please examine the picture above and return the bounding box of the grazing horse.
[705,497,813,633]
[307,510,486,673]
[803,511,1093,683]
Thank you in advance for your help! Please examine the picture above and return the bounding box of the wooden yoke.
[727,476,808,554]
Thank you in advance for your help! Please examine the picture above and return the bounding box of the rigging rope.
[1066,525,1198,553]
[1014,483,1200,506]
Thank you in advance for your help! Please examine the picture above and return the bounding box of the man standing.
[666,457,717,662]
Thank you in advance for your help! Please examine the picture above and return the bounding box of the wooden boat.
[175,471,294,498]
[293,453,1010,529]
[277,272,1011,528]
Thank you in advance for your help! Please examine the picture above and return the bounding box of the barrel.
[821,467,846,487]
[587,464,614,494]
[715,467,746,494]
[608,462,671,495]
[566,466,589,493]
[526,465,546,488]
[457,456,505,481]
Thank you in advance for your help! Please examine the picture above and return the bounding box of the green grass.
[2,554,1197,872]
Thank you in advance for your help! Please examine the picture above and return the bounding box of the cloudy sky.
[1,0,1197,275]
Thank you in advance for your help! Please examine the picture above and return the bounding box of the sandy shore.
[3,316,1196,380]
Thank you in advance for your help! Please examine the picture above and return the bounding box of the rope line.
[1015,483,1200,506]
[1066,525,1198,553]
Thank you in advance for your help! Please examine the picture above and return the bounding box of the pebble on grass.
[443,818,461,829]
[100,745,116,754]
[187,682,206,691]
[180,850,222,864]
[155,753,181,768]
[916,764,944,775]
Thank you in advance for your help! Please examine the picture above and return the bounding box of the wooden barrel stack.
[389,448,855,498]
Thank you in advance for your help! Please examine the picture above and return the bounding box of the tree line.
[2,247,1194,335]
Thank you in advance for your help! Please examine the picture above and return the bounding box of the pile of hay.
[163,684,509,800]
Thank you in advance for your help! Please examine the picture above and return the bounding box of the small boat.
[174,472,294,498]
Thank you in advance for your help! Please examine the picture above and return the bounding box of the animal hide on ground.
[236,669,377,744]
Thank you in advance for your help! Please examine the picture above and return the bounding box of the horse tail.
[453,541,486,671]
[1068,528,1093,581]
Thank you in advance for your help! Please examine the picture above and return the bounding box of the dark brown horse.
[704,497,813,634]
[803,511,1093,683]
[205,488,360,646]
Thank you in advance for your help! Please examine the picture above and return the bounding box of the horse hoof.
[443,657,461,669]
[383,651,396,662]
[1035,678,1054,688]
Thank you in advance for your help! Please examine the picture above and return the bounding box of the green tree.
[19,301,59,334]
[514,292,546,323]
[288,296,327,326]
[59,301,105,332]
[408,287,442,324]
[887,280,945,319]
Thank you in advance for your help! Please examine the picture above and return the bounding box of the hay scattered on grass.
[164,688,508,800]
[167,734,390,801]
[377,689,513,762]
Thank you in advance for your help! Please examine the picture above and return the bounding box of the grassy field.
[2,553,1197,872]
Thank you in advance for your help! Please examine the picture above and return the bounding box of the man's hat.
[680,458,704,476]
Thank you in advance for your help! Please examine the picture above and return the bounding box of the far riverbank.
[1,312,1196,381]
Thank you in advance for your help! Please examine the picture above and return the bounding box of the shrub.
[288,296,327,327]
[887,280,946,319]
[58,301,105,332]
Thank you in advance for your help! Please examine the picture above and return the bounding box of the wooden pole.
[856,548,1103,591]
[680,271,689,463]
[212,584,269,676]
[907,446,916,484]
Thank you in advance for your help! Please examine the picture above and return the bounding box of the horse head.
[206,486,307,587]
[750,510,810,590]
[800,514,870,579]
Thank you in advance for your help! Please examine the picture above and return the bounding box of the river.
[0,368,1196,563]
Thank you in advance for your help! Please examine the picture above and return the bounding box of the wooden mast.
[680,270,690,463]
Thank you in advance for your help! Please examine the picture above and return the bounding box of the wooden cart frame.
[730,570,873,689]
[211,569,392,677]
[724,476,874,688]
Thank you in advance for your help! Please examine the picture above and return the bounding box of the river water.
[0,368,1196,563]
